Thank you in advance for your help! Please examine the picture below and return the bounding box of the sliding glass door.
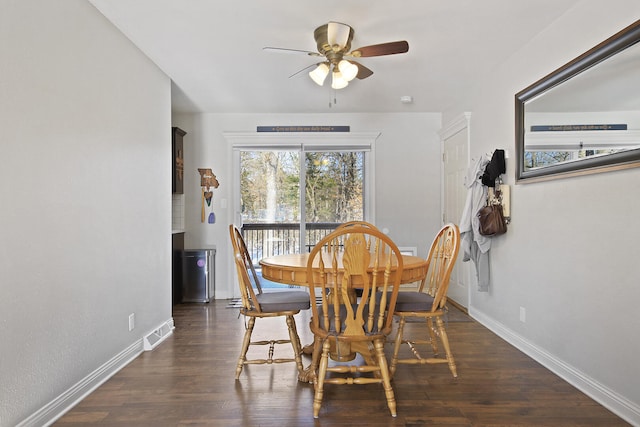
[238,146,367,259]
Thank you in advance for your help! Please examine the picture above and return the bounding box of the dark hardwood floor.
[55,300,628,426]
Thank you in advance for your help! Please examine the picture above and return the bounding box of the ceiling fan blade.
[349,40,409,57]
[288,63,319,78]
[349,61,374,79]
[263,47,321,57]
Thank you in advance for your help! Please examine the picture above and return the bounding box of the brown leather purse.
[477,203,507,236]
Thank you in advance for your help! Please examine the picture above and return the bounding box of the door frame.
[226,131,379,226]
[440,113,471,308]
[224,131,380,298]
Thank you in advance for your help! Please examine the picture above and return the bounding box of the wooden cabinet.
[172,127,186,194]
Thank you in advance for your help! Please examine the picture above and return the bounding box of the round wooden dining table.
[259,251,428,383]
[259,252,428,287]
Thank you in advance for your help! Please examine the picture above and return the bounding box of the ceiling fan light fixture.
[331,70,349,89]
[309,63,330,86]
[338,60,358,82]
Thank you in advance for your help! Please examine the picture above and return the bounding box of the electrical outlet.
[519,307,526,323]
[129,313,135,331]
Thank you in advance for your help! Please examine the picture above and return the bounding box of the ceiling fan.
[264,21,409,89]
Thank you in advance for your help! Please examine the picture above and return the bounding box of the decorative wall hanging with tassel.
[197,168,219,223]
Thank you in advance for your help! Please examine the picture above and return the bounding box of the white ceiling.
[88,0,580,114]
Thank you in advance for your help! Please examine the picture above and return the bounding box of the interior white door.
[442,115,471,308]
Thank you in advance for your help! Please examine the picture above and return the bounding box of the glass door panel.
[240,150,300,259]
[304,151,364,250]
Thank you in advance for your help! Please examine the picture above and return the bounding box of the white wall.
[171,112,442,299]
[0,1,172,425]
[444,1,640,424]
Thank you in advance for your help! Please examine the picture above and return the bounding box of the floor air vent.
[143,320,175,351]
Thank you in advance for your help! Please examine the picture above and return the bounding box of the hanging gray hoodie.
[459,155,491,291]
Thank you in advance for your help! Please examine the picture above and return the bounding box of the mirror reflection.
[516,20,640,181]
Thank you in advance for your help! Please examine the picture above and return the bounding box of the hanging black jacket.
[481,149,505,187]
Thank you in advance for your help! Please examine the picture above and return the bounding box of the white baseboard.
[17,317,174,427]
[469,308,640,426]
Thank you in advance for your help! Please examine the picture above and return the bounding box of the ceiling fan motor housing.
[314,22,354,63]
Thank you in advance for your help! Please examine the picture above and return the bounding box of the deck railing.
[241,222,340,262]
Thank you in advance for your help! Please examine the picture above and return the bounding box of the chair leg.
[390,316,406,377]
[235,316,255,380]
[302,334,323,384]
[375,339,397,417]
[285,315,304,375]
[435,316,457,378]
[313,339,331,419]
[427,317,440,355]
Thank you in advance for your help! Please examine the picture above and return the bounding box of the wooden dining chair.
[306,225,404,418]
[336,220,379,230]
[228,225,310,380]
[389,223,461,378]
